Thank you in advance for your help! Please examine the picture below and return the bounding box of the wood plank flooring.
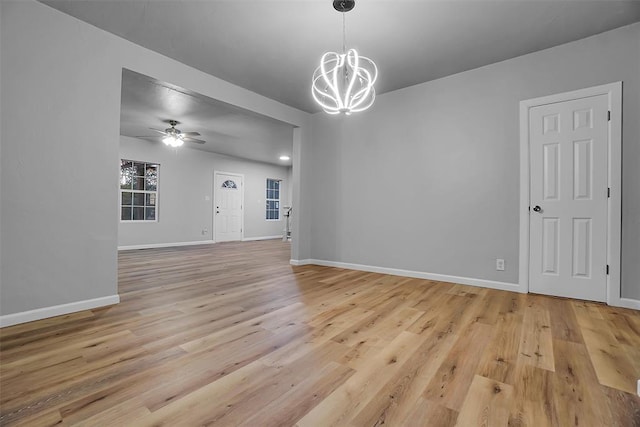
[1,240,639,426]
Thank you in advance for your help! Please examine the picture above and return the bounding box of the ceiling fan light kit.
[162,135,184,148]
[161,120,185,147]
[312,0,378,115]
[137,119,205,147]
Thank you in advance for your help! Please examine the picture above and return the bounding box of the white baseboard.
[613,298,640,310]
[118,237,284,249]
[0,295,120,328]
[290,259,523,293]
[118,240,216,250]
[242,235,283,242]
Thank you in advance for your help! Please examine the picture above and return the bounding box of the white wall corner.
[0,295,120,328]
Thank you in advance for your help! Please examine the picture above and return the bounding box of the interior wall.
[308,22,640,299]
[286,167,293,210]
[291,126,311,262]
[119,136,290,247]
[0,0,309,319]
[1,1,121,315]
[2,0,636,322]
[0,1,4,295]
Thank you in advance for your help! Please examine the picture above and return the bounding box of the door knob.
[533,205,541,212]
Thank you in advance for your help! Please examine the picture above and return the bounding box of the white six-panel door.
[215,172,243,242]
[529,94,609,302]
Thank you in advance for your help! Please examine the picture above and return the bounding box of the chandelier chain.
[342,12,346,54]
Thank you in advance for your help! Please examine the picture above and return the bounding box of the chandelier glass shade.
[312,49,378,115]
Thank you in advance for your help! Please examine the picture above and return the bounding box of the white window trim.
[119,159,160,223]
[266,178,282,222]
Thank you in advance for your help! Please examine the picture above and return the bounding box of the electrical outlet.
[202,228,208,235]
[496,258,505,271]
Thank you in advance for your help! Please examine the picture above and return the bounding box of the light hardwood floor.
[1,240,639,426]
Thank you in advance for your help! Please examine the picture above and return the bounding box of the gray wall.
[307,23,640,299]
[0,0,308,317]
[291,126,312,262]
[1,0,637,321]
[1,1,121,314]
[119,136,290,246]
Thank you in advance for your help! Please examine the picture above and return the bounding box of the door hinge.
[607,187,611,198]
[608,111,611,121]
[606,265,609,275]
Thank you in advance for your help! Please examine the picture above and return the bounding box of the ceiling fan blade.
[181,131,201,136]
[184,137,206,144]
[134,135,161,139]
[149,128,168,135]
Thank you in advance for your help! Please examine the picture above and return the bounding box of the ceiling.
[43,1,640,165]
[120,69,294,165]
[41,1,640,113]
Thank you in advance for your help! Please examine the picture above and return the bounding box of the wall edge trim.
[290,259,523,293]
[118,240,216,250]
[242,235,283,242]
[0,295,120,328]
[616,298,640,310]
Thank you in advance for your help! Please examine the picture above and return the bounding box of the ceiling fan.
[136,120,205,147]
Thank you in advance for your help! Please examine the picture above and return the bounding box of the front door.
[215,172,243,242]
[529,94,608,302]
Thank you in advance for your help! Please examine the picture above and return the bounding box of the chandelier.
[312,0,378,115]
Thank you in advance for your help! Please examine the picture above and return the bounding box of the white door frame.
[213,170,245,242]
[518,82,633,309]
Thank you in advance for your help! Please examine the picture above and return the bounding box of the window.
[222,179,237,189]
[266,178,281,220]
[120,159,159,221]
